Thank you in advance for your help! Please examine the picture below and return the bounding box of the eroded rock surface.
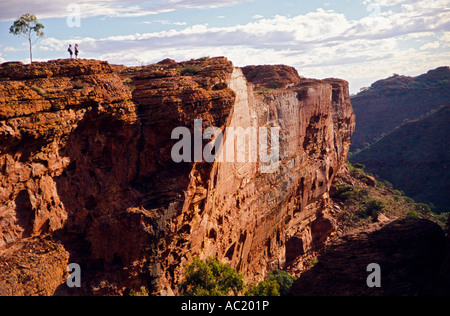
[0,58,355,295]
[0,236,69,296]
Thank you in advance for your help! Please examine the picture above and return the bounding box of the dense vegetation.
[333,161,449,232]
[179,257,296,296]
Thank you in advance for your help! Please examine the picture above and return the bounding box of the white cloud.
[7,1,448,94]
[38,5,449,69]
[1,0,120,21]
[362,0,407,6]
[3,46,23,52]
[440,32,450,45]
[0,0,253,21]
[154,19,187,26]
[420,41,440,50]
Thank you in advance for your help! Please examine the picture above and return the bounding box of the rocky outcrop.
[290,219,448,296]
[0,59,135,249]
[241,65,302,90]
[0,58,355,295]
[0,59,137,295]
[0,236,69,296]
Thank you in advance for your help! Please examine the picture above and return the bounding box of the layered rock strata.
[0,58,355,295]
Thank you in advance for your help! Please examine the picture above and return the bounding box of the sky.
[0,0,449,93]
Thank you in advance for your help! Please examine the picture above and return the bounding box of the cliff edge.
[0,58,355,295]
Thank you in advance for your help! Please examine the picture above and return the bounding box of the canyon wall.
[0,58,355,295]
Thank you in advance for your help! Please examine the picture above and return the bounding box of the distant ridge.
[351,105,450,213]
[351,66,450,150]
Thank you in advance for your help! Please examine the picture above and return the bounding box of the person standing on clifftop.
[68,44,73,58]
[75,44,79,59]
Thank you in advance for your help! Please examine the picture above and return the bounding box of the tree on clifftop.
[9,14,45,63]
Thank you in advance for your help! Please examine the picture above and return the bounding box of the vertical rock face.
[193,72,355,284]
[0,58,355,295]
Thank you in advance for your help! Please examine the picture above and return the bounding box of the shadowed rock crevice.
[14,190,34,238]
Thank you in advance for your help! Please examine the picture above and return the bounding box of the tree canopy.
[180,257,245,296]
[9,13,45,63]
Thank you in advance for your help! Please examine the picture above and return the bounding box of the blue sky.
[0,0,449,93]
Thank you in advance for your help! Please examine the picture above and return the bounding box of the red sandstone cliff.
[0,58,355,295]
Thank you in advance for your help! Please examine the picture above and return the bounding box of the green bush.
[364,198,386,217]
[256,89,274,95]
[309,258,318,266]
[266,269,296,296]
[180,64,203,76]
[180,258,298,297]
[245,280,280,296]
[180,257,245,296]
[415,203,431,213]
[403,196,415,204]
[436,212,449,228]
[406,211,420,219]
[271,83,281,89]
[245,269,297,296]
[383,180,394,189]
[334,184,360,203]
